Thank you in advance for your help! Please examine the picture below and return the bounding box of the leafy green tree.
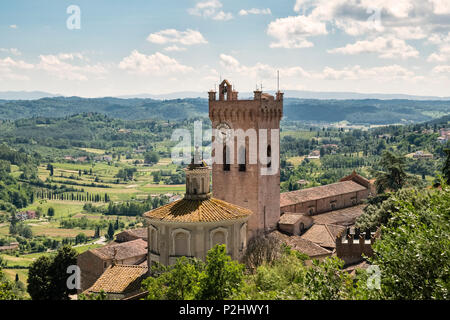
[303,257,354,300]
[360,182,450,299]
[143,258,203,300]
[78,290,107,300]
[443,148,450,184]
[373,150,413,194]
[47,207,55,217]
[27,246,78,300]
[106,222,114,240]
[197,245,244,300]
[0,268,17,300]
[144,151,160,165]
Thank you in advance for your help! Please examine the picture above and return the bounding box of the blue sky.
[1,0,450,97]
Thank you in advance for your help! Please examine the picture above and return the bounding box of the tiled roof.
[311,205,366,226]
[301,224,346,249]
[91,239,147,261]
[143,197,252,223]
[86,265,148,294]
[115,228,148,242]
[271,231,332,258]
[279,213,304,225]
[340,171,372,189]
[280,181,367,207]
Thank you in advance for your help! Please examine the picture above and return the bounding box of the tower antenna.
[277,70,280,92]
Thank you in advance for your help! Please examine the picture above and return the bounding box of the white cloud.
[428,45,450,62]
[429,0,450,15]
[164,45,187,52]
[0,48,21,56]
[57,53,85,61]
[188,0,233,21]
[0,57,34,81]
[38,54,106,81]
[147,29,207,46]
[432,65,450,74]
[213,11,233,21]
[267,15,327,48]
[317,64,416,80]
[9,25,17,29]
[329,36,419,59]
[219,54,311,80]
[118,50,193,75]
[284,0,450,45]
[239,8,272,16]
[0,57,33,70]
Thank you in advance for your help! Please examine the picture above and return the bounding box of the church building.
[143,149,252,266]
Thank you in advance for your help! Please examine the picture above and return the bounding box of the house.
[0,242,19,253]
[412,151,433,159]
[278,213,313,236]
[16,210,36,221]
[77,239,147,292]
[83,265,148,300]
[307,150,321,159]
[280,180,369,216]
[271,231,332,261]
[115,228,148,243]
[300,224,346,250]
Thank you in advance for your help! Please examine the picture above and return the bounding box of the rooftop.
[144,197,252,223]
[301,224,346,249]
[86,265,148,294]
[279,213,305,225]
[311,204,366,226]
[115,228,148,242]
[90,239,147,261]
[271,231,332,258]
[280,180,367,207]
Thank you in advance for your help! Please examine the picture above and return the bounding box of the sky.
[1,0,450,97]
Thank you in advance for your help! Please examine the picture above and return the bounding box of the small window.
[223,146,230,171]
[238,146,246,172]
[331,202,336,210]
[267,145,272,168]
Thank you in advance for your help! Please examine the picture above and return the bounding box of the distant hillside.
[0,97,208,121]
[0,96,449,125]
[0,91,60,100]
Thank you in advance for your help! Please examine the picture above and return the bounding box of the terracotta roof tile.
[301,224,346,249]
[91,239,147,261]
[271,231,332,258]
[144,197,252,223]
[279,213,304,225]
[280,181,367,207]
[86,265,148,294]
[311,205,366,226]
[115,228,148,242]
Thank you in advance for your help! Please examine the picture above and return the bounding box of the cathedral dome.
[143,197,252,223]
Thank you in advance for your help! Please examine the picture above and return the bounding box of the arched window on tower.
[223,145,230,171]
[238,146,246,172]
[267,145,272,168]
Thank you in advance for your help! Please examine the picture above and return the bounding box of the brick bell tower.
[208,79,283,239]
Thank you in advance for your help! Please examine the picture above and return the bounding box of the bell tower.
[209,79,283,239]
